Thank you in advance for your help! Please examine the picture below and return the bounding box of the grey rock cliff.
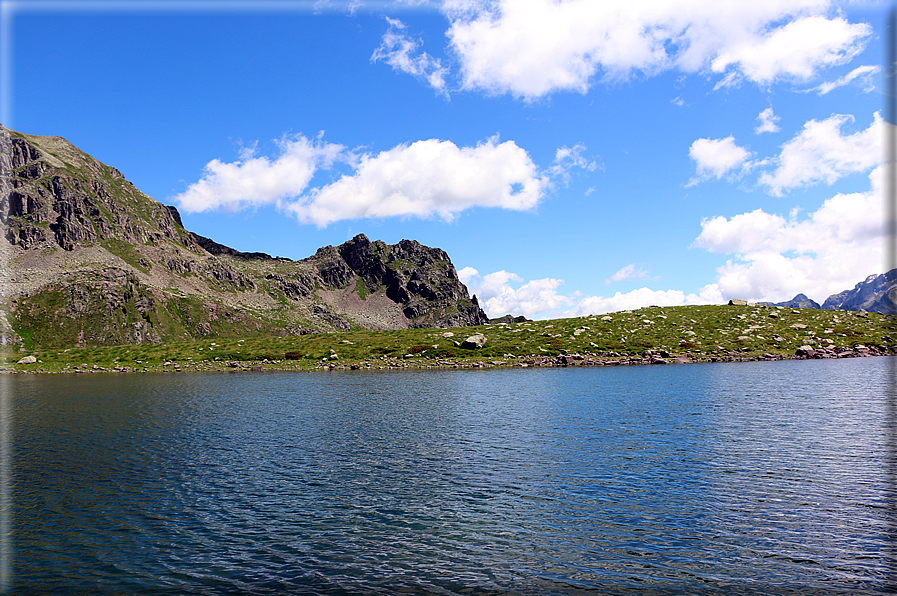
[311,234,488,328]
[4,128,199,252]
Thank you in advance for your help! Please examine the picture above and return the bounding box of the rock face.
[3,127,199,252]
[821,270,897,314]
[307,234,488,329]
[1,125,488,348]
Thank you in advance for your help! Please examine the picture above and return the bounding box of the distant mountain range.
[1,125,488,349]
[758,269,897,314]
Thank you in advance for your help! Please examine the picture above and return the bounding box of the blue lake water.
[3,357,896,594]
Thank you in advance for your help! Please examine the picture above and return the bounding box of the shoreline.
[4,344,893,375]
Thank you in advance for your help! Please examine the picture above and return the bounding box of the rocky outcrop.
[490,314,530,323]
[3,127,200,253]
[306,234,488,328]
[1,125,488,347]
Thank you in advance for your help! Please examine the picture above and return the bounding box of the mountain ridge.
[758,270,897,314]
[0,125,488,348]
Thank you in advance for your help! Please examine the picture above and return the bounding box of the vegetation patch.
[3,304,894,373]
[101,239,150,274]
[354,278,369,300]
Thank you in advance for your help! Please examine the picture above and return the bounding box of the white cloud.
[687,136,752,185]
[174,135,346,213]
[812,64,879,95]
[755,107,780,134]
[690,111,886,194]
[439,0,871,99]
[605,263,650,284]
[457,266,479,286]
[462,269,572,318]
[176,134,548,226]
[562,285,722,317]
[549,143,599,185]
[694,209,790,255]
[285,137,548,227]
[463,267,721,319]
[372,17,449,95]
[693,166,887,303]
[759,112,882,196]
[708,14,869,87]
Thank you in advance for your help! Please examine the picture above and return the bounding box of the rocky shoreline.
[4,343,893,375]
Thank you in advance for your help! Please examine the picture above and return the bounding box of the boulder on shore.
[795,345,817,358]
[460,333,487,349]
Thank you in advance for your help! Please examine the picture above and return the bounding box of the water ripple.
[8,357,896,594]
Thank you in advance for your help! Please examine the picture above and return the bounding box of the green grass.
[3,304,894,373]
[355,278,369,300]
[101,238,150,273]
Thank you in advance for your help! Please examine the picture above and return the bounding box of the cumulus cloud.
[462,269,572,318]
[755,107,780,134]
[457,266,479,286]
[811,64,879,95]
[438,0,871,99]
[285,137,548,227]
[687,136,752,185]
[605,264,650,284]
[372,17,449,95]
[176,134,550,227]
[688,111,885,193]
[708,14,869,87]
[693,166,887,302]
[759,112,882,196]
[174,135,345,213]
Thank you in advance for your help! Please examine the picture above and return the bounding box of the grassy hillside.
[3,304,894,373]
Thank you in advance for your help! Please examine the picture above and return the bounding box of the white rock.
[461,333,487,349]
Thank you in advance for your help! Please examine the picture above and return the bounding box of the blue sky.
[3,0,891,318]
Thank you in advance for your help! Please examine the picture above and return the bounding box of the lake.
[2,356,895,594]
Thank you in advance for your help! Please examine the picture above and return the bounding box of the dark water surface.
[5,357,895,594]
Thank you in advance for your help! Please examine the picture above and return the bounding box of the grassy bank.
[2,304,894,374]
